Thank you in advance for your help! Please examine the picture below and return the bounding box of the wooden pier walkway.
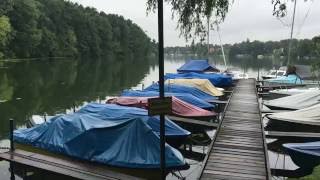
[199,79,270,180]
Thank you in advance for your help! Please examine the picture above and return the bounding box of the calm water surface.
[0,57,309,179]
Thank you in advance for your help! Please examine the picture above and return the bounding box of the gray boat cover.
[267,104,320,126]
[264,91,320,110]
[269,88,320,96]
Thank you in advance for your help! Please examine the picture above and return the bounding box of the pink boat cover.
[107,96,216,117]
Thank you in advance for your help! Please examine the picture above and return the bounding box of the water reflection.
[0,57,154,139]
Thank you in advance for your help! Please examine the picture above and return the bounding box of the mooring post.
[73,103,76,113]
[9,119,15,180]
[9,119,14,152]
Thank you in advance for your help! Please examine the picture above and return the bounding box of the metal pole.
[287,0,297,65]
[157,0,166,179]
[9,119,15,180]
[207,17,210,58]
[10,119,14,151]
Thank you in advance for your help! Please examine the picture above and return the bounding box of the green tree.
[9,0,42,58]
[0,16,11,58]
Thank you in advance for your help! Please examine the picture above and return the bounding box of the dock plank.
[0,150,142,180]
[199,79,270,180]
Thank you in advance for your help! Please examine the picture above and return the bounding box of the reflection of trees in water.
[0,56,153,138]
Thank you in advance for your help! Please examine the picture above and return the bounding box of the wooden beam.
[167,116,218,128]
[266,131,320,139]
[0,149,142,180]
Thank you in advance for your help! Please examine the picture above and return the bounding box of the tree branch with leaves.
[146,0,293,42]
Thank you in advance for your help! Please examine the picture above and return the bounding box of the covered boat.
[283,142,320,169]
[266,104,320,132]
[145,83,217,102]
[269,88,320,99]
[14,113,186,168]
[165,79,223,97]
[267,104,320,126]
[14,111,189,169]
[77,103,190,142]
[107,96,216,118]
[177,59,220,73]
[121,90,215,110]
[165,72,233,87]
[263,91,320,110]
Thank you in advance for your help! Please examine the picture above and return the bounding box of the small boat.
[262,69,286,80]
[165,72,233,87]
[121,90,215,110]
[263,90,320,110]
[263,65,314,85]
[165,78,224,97]
[264,74,303,84]
[177,59,220,73]
[107,96,216,119]
[224,68,249,80]
[283,141,320,169]
[14,103,190,171]
[145,83,217,102]
[266,104,320,132]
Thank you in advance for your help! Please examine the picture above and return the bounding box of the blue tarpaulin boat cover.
[177,59,220,73]
[77,103,190,138]
[265,74,303,84]
[165,72,233,87]
[121,90,215,110]
[14,103,188,169]
[283,141,320,168]
[144,84,217,102]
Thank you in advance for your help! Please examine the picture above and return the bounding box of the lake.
[0,57,312,179]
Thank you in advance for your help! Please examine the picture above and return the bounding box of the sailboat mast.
[216,24,227,70]
[207,17,210,58]
[287,0,297,65]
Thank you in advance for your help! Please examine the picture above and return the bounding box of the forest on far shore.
[0,0,156,59]
[165,36,320,61]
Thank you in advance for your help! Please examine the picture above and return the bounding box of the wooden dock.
[0,149,142,180]
[199,79,270,180]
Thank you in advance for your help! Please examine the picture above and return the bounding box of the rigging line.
[295,0,314,37]
[287,0,298,66]
[277,16,291,27]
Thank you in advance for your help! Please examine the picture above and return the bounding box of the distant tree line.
[164,36,320,61]
[0,0,156,59]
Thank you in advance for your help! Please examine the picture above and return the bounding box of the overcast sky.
[70,0,320,47]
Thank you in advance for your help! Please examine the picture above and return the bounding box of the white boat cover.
[269,88,320,96]
[267,104,320,126]
[264,90,320,110]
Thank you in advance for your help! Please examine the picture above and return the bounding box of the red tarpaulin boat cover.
[107,96,216,118]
